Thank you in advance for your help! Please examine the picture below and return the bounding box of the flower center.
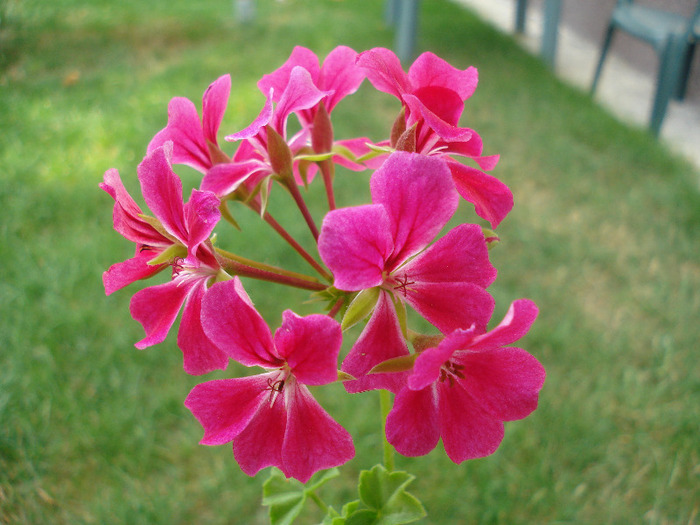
[392,273,415,297]
[439,360,465,388]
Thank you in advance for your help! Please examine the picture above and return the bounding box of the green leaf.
[356,465,426,525]
[368,354,417,375]
[262,468,341,525]
[341,287,380,331]
[145,242,187,266]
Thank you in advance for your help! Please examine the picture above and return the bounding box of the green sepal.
[341,287,380,331]
[294,151,336,162]
[391,294,408,338]
[482,227,500,250]
[146,243,187,266]
[394,123,417,153]
[262,468,340,525]
[390,107,406,148]
[368,354,417,375]
[356,143,394,163]
[331,144,360,164]
[138,214,179,243]
[337,370,356,382]
[265,124,294,178]
[219,200,241,230]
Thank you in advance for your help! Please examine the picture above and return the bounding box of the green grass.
[2,0,699,523]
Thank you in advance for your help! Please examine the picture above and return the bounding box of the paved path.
[455,0,700,173]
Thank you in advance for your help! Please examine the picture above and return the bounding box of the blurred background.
[1,0,699,523]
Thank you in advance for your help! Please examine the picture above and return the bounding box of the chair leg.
[650,37,687,136]
[591,24,615,95]
[674,42,696,101]
[515,0,528,33]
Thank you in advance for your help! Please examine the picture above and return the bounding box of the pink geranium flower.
[318,151,496,390]
[148,74,232,173]
[102,143,228,375]
[185,278,354,482]
[357,48,512,228]
[386,299,545,462]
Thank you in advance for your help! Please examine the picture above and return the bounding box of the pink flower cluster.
[102,46,545,482]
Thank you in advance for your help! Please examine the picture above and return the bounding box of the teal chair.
[591,0,700,136]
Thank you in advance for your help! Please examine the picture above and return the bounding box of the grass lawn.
[1,0,699,523]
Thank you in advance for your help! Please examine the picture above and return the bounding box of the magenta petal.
[226,92,274,142]
[318,205,393,291]
[342,291,410,394]
[320,45,364,112]
[404,281,495,334]
[400,224,497,289]
[458,347,545,421]
[403,93,471,140]
[202,74,231,146]
[370,152,457,266]
[103,249,166,295]
[100,169,165,246]
[130,279,191,349]
[258,46,321,103]
[356,47,410,99]
[470,299,539,350]
[138,144,188,243]
[447,160,513,229]
[272,66,330,135]
[386,386,440,457]
[200,160,266,197]
[148,97,210,173]
[184,189,220,255]
[201,279,280,368]
[407,342,458,391]
[438,381,504,462]
[234,388,287,477]
[408,52,478,101]
[282,383,355,482]
[273,311,342,386]
[184,375,269,445]
[177,282,229,375]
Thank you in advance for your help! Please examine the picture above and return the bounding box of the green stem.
[380,389,395,472]
[214,250,327,292]
[308,491,329,514]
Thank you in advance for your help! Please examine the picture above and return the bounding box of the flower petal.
[102,249,166,295]
[356,47,410,99]
[318,205,393,291]
[407,342,459,391]
[258,46,320,103]
[148,97,210,173]
[226,92,274,142]
[201,279,281,368]
[184,374,270,446]
[200,159,266,197]
[386,386,440,457]
[184,189,220,256]
[470,299,539,350]
[457,347,545,421]
[342,291,410,394]
[177,282,229,375]
[438,381,504,462]
[202,74,231,146]
[320,45,365,112]
[408,52,478,101]
[273,311,342,386]
[447,160,513,229]
[138,143,188,244]
[272,66,331,136]
[130,279,192,349]
[282,382,354,482]
[370,152,457,267]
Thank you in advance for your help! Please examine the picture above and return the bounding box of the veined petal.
[356,47,410,99]
[318,205,393,291]
[148,97,210,173]
[386,386,440,457]
[200,159,266,197]
[272,66,331,136]
[274,311,342,386]
[370,152,458,267]
[457,347,545,421]
[201,279,281,368]
[100,169,165,246]
[184,189,220,256]
[202,74,231,146]
[408,52,478,101]
[403,281,495,334]
[447,160,513,229]
[438,381,504,462]
[138,143,188,244]
[470,299,539,350]
[178,282,229,375]
[184,374,270,446]
[258,46,321,103]
[399,224,497,289]
[320,45,364,112]
[403,93,471,141]
[282,382,355,483]
[102,249,167,295]
[130,278,193,349]
[342,291,410,394]
[226,92,274,142]
[407,342,457,391]
[234,385,287,477]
